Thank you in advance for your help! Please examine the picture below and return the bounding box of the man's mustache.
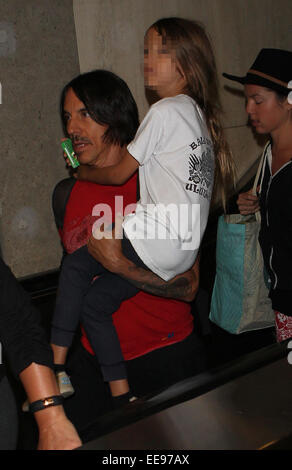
[71,135,92,144]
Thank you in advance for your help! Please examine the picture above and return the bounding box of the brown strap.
[248,69,288,88]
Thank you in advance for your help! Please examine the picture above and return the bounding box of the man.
[53,70,206,435]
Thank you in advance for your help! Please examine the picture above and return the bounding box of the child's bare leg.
[50,344,75,397]
[109,378,137,407]
[51,343,69,365]
[109,378,130,397]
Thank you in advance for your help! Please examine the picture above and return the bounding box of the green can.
[61,139,80,168]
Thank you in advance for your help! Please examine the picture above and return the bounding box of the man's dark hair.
[60,70,139,147]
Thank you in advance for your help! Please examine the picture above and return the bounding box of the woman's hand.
[237,189,260,215]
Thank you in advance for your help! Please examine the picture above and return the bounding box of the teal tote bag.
[209,213,274,334]
[209,147,274,334]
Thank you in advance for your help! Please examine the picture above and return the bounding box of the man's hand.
[87,213,125,272]
[87,221,125,273]
[87,217,199,302]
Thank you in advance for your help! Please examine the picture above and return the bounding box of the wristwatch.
[29,395,64,413]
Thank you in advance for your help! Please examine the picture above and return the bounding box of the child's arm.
[77,150,139,185]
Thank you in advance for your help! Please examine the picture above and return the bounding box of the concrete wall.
[73,0,292,183]
[1,0,291,276]
[0,0,80,277]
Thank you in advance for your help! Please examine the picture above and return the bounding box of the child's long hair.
[150,17,236,210]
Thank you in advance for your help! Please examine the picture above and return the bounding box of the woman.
[223,48,292,341]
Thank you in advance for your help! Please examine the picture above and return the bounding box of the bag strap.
[252,142,270,196]
[52,177,76,230]
[252,142,270,222]
[136,171,140,201]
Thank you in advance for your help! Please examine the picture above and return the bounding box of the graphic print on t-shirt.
[186,138,214,200]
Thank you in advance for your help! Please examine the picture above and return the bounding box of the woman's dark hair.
[275,90,289,102]
[60,70,139,146]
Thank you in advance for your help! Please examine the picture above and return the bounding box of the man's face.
[63,87,110,166]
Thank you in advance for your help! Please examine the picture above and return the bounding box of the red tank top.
[61,174,193,360]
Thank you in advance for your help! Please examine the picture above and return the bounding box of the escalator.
[12,166,285,450]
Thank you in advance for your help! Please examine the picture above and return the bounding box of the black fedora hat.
[223,48,292,97]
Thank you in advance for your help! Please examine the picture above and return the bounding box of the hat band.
[248,69,288,88]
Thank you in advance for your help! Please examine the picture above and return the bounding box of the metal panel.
[81,353,292,450]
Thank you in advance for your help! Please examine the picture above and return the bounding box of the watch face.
[44,398,54,406]
[29,395,63,413]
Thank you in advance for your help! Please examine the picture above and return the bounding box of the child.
[50,18,235,406]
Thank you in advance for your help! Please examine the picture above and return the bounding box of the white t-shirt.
[123,94,214,281]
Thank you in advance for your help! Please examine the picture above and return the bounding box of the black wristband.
[29,395,63,413]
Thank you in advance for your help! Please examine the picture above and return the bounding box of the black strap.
[52,177,76,230]
[136,171,140,201]
[256,141,271,195]
[29,395,63,413]
[52,173,140,231]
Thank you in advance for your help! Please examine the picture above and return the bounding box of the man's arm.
[115,254,199,302]
[87,234,199,302]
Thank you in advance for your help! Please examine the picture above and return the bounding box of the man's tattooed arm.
[115,255,200,301]
[87,234,199,302]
